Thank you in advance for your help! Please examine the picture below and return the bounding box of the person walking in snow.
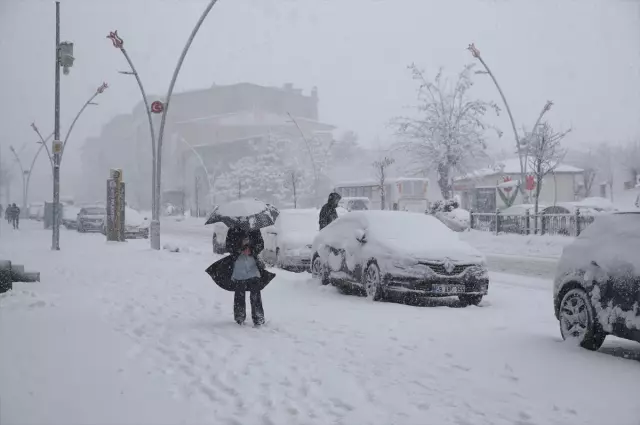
[319,192,341,230]
[9,203,20,229]
[224,226,269,326]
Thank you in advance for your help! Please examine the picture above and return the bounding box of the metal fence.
[469,209,596,236]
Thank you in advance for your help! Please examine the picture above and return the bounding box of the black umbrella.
[205,199,279,231]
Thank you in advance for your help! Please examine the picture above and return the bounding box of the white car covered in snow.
[262,209,318,270]
[100,207,150,239]
[211,222,229,254]
[311,211,489,305]
[554,211,640,351]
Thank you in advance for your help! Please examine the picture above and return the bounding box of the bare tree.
[393,63,500,200]
[528,122,570,218]
[283,169,303,208]
[372,156,395,210]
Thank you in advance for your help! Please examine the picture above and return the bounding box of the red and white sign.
[526,175,536,191]
[150,101,164,114]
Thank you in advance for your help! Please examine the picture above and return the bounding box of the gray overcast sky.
[1,0,639,198]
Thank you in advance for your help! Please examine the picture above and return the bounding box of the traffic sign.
[52,140,63,154]
[150,101,164,114]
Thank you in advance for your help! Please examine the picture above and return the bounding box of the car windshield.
[367,212,459,246]
[83,208,105,215]
[349,200,368,210]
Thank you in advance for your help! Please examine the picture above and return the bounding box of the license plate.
[433,284,465,294]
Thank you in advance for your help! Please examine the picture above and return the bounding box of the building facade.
[80,83,335,211]
[453,158,584,212]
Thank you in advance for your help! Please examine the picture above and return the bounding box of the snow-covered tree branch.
[393,63,500,200]
[372,156,395,210]
[528,122,570,215]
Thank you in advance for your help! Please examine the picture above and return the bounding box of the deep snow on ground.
[2,221,640,425]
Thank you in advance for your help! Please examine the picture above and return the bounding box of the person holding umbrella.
[205,199,278,326]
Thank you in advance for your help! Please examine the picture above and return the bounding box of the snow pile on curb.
[460,230,574,258]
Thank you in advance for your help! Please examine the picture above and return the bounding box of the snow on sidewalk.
[460,230,573,258]
[2,221,640,425]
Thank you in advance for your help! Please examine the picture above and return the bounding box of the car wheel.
[559,288,606,351]
[458,294,483,306]
[363,262,383,301]
[312,254,330,286]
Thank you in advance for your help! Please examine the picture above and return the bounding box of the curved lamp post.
[8,146,28,214]
[468,43,553,202]
[60,82,108,165]
[152,0,221,250]
[107,30,158,224]
[179,135,214,207]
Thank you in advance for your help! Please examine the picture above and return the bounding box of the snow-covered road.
[1,220,639,425]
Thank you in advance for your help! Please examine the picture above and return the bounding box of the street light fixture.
[108,0,220,250]
[467,42,553,202]
[107,29,159,248]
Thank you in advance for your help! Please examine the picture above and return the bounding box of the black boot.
[234,290,246,325]
[250,291,265,326]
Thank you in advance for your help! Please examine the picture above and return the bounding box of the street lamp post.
[468,43,552,202]
[107,30,158,242]
[153,0,221,250]
[179,135,214,207]
[60,83,108,165]
[8,146,28,216]
[52,1,76,250]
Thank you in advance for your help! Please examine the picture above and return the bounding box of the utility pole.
[194,175,200,217]
[52,2,62,250]
[52,1,74,250]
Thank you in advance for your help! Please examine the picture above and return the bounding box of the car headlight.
[392,258,419,269]
[467,265,489,280]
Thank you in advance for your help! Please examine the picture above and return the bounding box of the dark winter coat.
[206,226,275,292]
[319,192,341,230]
[7,206,19,219]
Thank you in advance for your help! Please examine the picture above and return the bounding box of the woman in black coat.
[224,227,271,326]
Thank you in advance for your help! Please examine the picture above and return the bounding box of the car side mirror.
[355,229,366,243]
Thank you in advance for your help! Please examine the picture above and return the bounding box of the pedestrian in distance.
[319,192,341,230]
[10,203,20,229]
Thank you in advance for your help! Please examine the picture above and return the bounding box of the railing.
[469,208,596,236]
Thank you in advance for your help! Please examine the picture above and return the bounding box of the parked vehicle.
[62,205,81,229]
[311,211,489,305]
[262,209,318,270]
[99,207,149,239]
[28,203,45,221]
[553,211,640,350]
[211,222,229,254]
[334,177,429,212]
[338,197,370,212]
[77,206,106,233]
[124,207,150,239]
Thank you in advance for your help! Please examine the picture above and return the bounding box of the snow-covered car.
[28,203,45,221]
[211,222,229,254]
[262,209,318,270]
[311,211,489,305]
[100,207,150,239]
[77,206,106,232]
[553,211,640,351]
[62,205,81,229]
[124,207,150,239]
[338,197,370,211]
